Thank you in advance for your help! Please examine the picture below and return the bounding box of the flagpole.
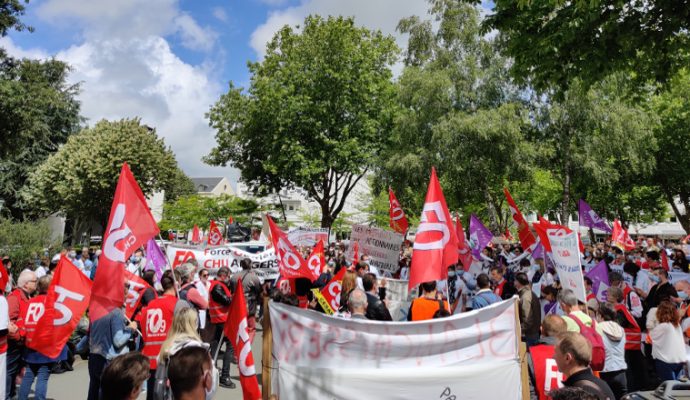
[157,233,181,297]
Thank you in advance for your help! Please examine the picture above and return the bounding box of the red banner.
[267,216,313,280]
[409,167,458,290]
[30,256,92,358]
[224,280,262,400]
[91,163,159,322]
[208,220,223,246]
[504,187,536,250]
[0,262,8,293]
[456,217,473,272]
[191,224,201,243]
[124,270,153,319]
[612,219,636,251]
[388,187,409,234]
[320,267,347,312]
[305,240,325,280]
[351,241,359,266]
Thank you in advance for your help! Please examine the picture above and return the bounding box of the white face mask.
[448,271,456,278]
[205,366,218,400]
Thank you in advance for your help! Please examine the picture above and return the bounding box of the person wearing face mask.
[642,268,678,310]
[166,342,218,400]
[609,271,644,319]
[126,249,145,275]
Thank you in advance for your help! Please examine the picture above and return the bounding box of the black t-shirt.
[646,281,678,309]
[564,368,615,400]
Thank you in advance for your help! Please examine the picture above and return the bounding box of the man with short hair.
[6,270,37,399]
[407,281,447,321]
[558,289,593,332]
[362,273,392,321]
[176,263,208,327]
[348,289,369,320]
[208,267,235,389]
[229,258,262,343]
[168,346,216,400]
[515,272,541,345]
[468,273,501,311]
[608,271,643,318]
[554,332,615,400]
[528,315,568,400]
[643,267,678,309]
[490,266,516,299]
[100,352,150,400]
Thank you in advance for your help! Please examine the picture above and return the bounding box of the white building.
[191,177,235,197]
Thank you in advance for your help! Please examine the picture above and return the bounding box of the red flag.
[91,163,159,322]
[306,240,325,281]
[228,215,234,224]
[224,280,262,400]
[320,267,347,312]
[123,270,153,319]
[266,216,313,280]
[351,241,360,266]
[534,217,584,254]
[191,224,201,243]
[661,250,671,271]
[504,187,536,250]
[388,188,409,234]
[456,217,473,272]
[30,256,92,358]
[208,220,223,246]
[0,262,9,292]
[612,219,636,251]
[409,167,458,290]
[504,229,515,241]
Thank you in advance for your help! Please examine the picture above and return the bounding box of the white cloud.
[249,0,430,59]
[0,37,49,59]
[212,7,228,23]
[174,13,218,52]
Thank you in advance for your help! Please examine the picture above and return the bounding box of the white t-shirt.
[650,323,688,364]
[0,296,8,354]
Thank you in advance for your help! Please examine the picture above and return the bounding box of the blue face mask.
[649,274,660,283]
[679,291,689,300]
[585,251,591,257]
[130,256,141,264]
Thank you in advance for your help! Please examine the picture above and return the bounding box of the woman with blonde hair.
[158,307,201,361]
[338,270,358,313]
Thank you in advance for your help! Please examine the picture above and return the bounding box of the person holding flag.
[229,259,262,344]
[6,270,37,399]
[208,266,236,389]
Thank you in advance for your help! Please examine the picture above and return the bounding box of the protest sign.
[269,298,521,400]
[287,227,330,247]
[166,244,279,282]
[348,224,403,274]
[669,271,690,285]
[549,232,587,303]
[383,278,414,321]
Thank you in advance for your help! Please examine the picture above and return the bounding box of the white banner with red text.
[269,298,521,400]
[287,227,330,247]
[166,244,279,282]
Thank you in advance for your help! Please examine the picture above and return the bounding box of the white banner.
[348,224,403,273]
[269,298,521,400]
[383,279,415,321]
[166,244,279,281]
[549,232,587,303]
[287,227,329,247]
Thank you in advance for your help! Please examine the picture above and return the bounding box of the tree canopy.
[158,194,259,232]
[22,119,191,241]
[206,15,399,228]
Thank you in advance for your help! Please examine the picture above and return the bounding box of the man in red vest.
[136,275,179,400]
[208,266,235,389]
[528,314,568,400]
[608,286,646,392]
[6,270,37,399]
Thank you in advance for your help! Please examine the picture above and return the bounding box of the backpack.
[153,356,172,400]
[570,313,606,371]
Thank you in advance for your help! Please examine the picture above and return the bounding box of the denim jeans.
[87,354,108,400]
[655,359,684,382]
[17,363,53,400]
[6,343,22,400]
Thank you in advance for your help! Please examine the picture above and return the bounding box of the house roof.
[191,177,224,193]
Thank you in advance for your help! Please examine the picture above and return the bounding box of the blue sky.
[2,0,489,187]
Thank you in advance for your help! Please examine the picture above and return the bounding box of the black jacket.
[564,368,615,400]
[365,292,392,321]
[210,281,232,306]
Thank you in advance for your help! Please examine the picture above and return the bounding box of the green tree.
[21,119,188,242]
[652,69,690,234]
[0,218,58,278]
[158,194,259,232]
[475,0,690,92]
[205,15,399,228]
[379,0,531,232]
[0,0,32,37]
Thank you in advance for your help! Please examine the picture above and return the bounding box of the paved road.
[44,331,265,400]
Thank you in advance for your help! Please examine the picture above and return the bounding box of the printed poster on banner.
[269,298,521,400]
[347,224,403,274]
[166,244,279,282]
[287,227,329,247]
[384,278,415,321]
[549,232,587,303]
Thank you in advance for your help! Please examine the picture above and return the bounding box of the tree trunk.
[484,187,500,233]
[320,204,334,228]
[666,190,690,235]
[277,194,288,223]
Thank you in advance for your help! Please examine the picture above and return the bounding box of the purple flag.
[578,199,612,233]
[586,260,609,302]
[145,238,167,281]
[469,214,493,260]
[531,241,544,260]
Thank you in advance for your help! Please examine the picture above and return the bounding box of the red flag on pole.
[534,217,584,254]
[612,219,636,251]
[320,267,347,312]
[306,240,325,281]
[91,163,159,322]
[208,220,223,246]
[30,256,92,358]
[351,241,360,266]
[456,217,473,272]
[266,216,314,280]
[388,188,409,234]
[661,250,671,271]
[504,187,536,250]
[409,167,458,290]
[228,215,234,224]
[504,229,515,241]
[123,270,153,319]
[191,224,201,243]
[0,261,9,293]
[224,280,262,400]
